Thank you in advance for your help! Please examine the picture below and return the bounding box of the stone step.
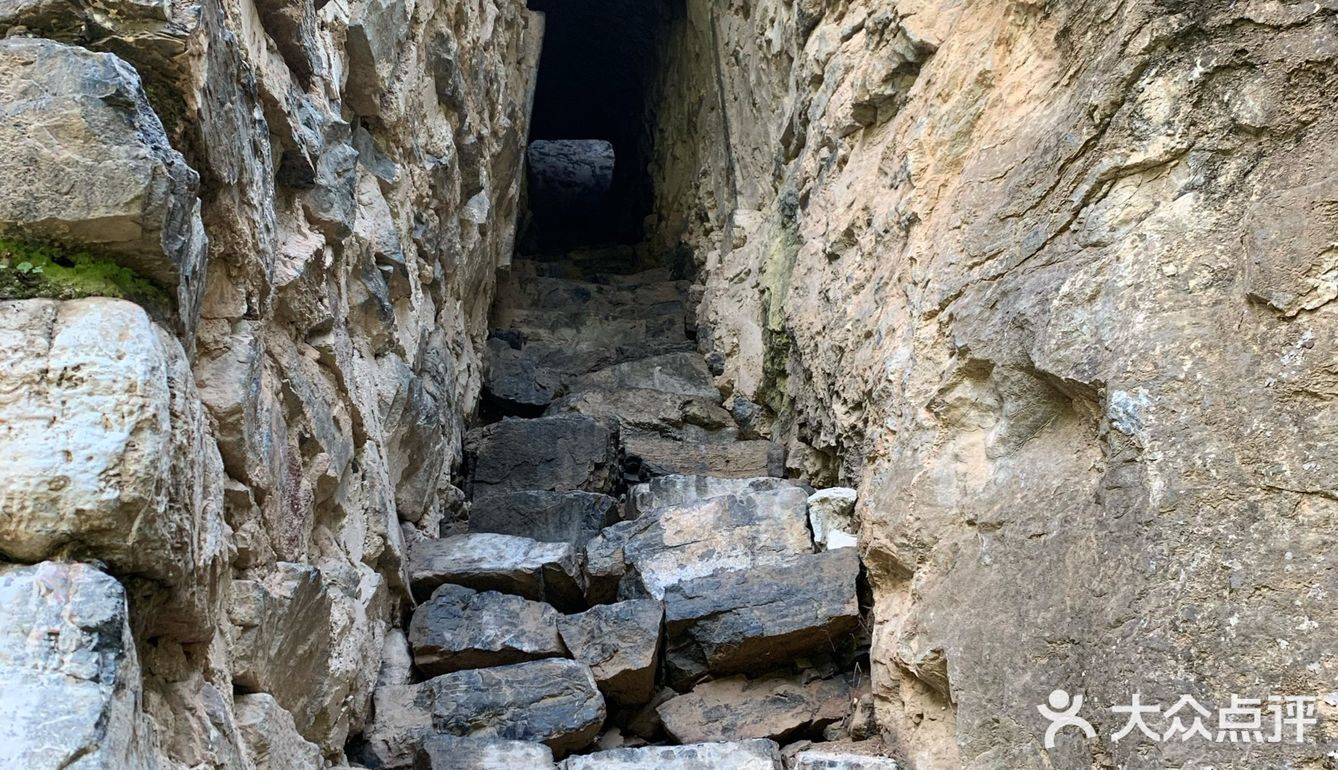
[415,735,557,770]
[469,490,619,548]
[558,739,783,769]
[662,548,861,680]
[784,741,902,770]
[584,486,813,604]
[466,415,620,497]
[546,387,735,439]
[364,658,605,762]
[571,352,719,400]
[521,337,698,380]
[494,299,687,327]
[558,599,663,706]
[657,672,852,744]
[495,312,688,351]
[628,475,806,518]
[408,584,566,676]
[498,264,688,310]
[623,430,778,479]
[408,533,584,608]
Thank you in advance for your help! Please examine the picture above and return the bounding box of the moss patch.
[0,238,169,310]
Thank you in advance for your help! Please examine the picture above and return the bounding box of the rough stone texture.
[559,740,784,770]
[369,659,606,758]
[0,39,207,335]
[235,693,323,770]
[585,486,813,602]
[807,488,859,551]
[467,415,620,496]
[663,549,861,676]
[649,0,1338,766]
[0,562,154,769]
[416,735,558,770]
[558,599,663,705]
[786,742,901,770]
[0,299,226,640]
[409,583,566,676]
[470,490,619,547]
[629,474,804,518]
[409,533,584,608]
[658,674,852,744]
[572,352,719,400]
[484,336,563,411]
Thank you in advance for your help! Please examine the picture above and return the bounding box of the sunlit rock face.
[646,1,1338,767]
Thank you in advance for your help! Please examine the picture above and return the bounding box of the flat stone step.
[629,475,806,518]
[584,486,813,603]
[657,672,851,744]
[367,658,605,761]
[467,415,619,497]
[408,584,566,676]
[662,548,861,678]
[469,490,619,548]
[558,739,782,769]
[572,352,718,400]
[786,742,902,770]
[623,430,777,479]
[408,533,583,608]
[416,735,557,770]
[494,299,686,327]
[547,386,735,440]
[523,338,698,380]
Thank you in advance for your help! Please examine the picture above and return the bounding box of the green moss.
[0,238,169,310]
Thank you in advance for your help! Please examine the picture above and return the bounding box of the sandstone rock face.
[369,659,606,759]
[0,299,226,639]
[658,674,852,744]
[558,599,664,705]
[409,533,584,608]
[0,562,154,769]
[559,740,784,770]
[409,583,567,676]
[0,39,207,334]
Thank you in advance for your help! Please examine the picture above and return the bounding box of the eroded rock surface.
[558,599,663,705]
[409,584,566,675]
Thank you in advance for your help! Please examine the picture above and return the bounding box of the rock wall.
[648,1,1338,768]
[0,0,542,765]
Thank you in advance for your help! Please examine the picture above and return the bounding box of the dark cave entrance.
[521,0,678,254]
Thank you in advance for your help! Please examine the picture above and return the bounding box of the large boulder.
[369,659,606,759]
[408,533,584,608]
[0,299,227,639]
[663,549,861,677]
[584,487,813,603]
[558,739,783,769]
[0,562,155,769]
[0,39,207,335]
[408,583,567,676]
[657,674,852,744]
[628,475,804,518]
[235,693,323,770]
[558,599,663,705]
[467,415,620,496]
[470,490,619,548]
[415,735,557,770]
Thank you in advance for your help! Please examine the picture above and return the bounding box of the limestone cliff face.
[0,0,541,765]
[648,1,1338,767]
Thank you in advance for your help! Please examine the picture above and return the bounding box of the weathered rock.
[629,475,804,518]
[558,599,663,705]
[377,628,415,688]
[408,533,584,608]
[658,674,852,744]
[623,430,778,479]
[484,337,563,412]
[228,562,333,738]
[0,299,226,639]
[547,386,733,438]
[470,490,619,548]
[344,0,408,116]
[467,415,620,496]
[0,39,207,334]
[559,739,783,770]
[663,549,861,675]
[807,488,858,551]
[572,352,719,399]
[584,486,812,603]
[235,693,323,770]
[0,562,154,769]
[370,659,605,758]
[415,735,558,770]
[409,583,566,676]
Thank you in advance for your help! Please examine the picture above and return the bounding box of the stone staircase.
[354,248,897,769]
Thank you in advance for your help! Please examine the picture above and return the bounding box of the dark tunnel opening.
[522,0,679,255]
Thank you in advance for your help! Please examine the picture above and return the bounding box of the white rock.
[235,693,323,770]
[560,739,783,769]
[807,488,858,551]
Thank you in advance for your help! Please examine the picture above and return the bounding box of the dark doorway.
[523,0,677,253]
